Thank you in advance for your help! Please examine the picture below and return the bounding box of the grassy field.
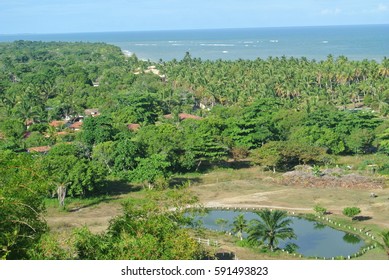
[44,163,389,260]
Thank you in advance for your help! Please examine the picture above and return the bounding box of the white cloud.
[321,8,342,15]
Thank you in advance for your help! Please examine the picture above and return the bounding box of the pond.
[192,210,365,258]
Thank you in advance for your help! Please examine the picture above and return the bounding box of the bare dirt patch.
[282,169,385,189]
[189,166,389,229]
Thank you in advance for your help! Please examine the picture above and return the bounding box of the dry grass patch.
[189,166,389,229]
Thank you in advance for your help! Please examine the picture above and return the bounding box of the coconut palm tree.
[231,214,248,240]
[247,209,296,251]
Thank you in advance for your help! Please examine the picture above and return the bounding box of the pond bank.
[192,207,381,259]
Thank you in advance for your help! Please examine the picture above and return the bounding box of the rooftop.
[49,120,65,127]
[127,123,141,131]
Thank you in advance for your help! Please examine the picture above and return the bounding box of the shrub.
[342,207,361,220]
[313,205,327,215]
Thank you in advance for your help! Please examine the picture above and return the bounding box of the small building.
[49,120,66,128]
[27,146,51,153]
[69,121,83,131]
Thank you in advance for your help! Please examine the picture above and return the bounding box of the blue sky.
[1,0,388,34]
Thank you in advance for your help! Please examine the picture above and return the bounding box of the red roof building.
[69,121,83,131]
[127,123,141,131]
[49,120,65,128]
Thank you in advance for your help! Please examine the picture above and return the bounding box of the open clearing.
[189,166,389,229]
[45,165,389,259]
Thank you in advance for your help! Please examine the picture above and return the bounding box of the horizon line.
[1,23,388,37]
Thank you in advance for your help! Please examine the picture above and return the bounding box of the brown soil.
[282,169,385,189]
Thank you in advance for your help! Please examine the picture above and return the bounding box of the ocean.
[1,25,388,62]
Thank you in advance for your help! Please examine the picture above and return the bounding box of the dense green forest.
[1,41,388,259]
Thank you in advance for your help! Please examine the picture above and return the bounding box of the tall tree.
[247,209,296,251]
[231,214,248,240]
[42,155,106,207]
[128,154,171,190]
[79,115,116,147]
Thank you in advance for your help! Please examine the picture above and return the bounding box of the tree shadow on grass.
[103,179,142,195]
[67,196,118,212]
[59,180,141,213]
[352,216,372,221]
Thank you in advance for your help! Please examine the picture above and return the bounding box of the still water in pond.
[194,210,365,258]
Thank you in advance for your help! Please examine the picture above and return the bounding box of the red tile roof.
[49,120,65,127]
[69,121,83,129]
[127,123,141,131]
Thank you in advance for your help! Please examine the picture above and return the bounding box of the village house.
[49,120,66,129]
[69,121,83,131]
[27,146,51,153]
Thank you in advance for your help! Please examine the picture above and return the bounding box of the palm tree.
[247,209,296,251]
[231,214,248,240]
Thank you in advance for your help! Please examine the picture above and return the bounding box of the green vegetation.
[314,205,327,215]
[342,207,362,220]
[381,231,389,257]
[0,152,48,259]
[71,191,206,260]
[1,41,388,259]
[215,218,229,232]
[247,209,296,252]
[231,214,248,240]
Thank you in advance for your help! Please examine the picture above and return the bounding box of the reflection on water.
[193,210,365,258]
[343,233,363,245]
